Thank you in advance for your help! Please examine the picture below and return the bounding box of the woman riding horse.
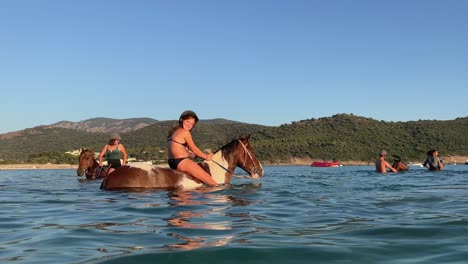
[100,135,263,190]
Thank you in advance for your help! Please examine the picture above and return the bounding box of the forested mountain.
[252,114,468,163]
[0,114,467,164]
[48,117,158,133]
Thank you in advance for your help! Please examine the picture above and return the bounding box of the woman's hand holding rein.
[204,152,213,161]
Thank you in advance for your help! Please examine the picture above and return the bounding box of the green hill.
[252,114,468,163]
[0,114,467,165]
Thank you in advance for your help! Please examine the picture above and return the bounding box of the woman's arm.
[386,161,398,173]
[184,131,210,160]
[422,158,429,168]
[119,144,128,164]
[98,145,107,166]
[438,158,444,170]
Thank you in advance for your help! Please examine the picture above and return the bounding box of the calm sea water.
[1,165,468,264]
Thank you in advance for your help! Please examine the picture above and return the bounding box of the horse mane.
[81,148,93,153]
[215,136,252,164]
[221,139,240,160]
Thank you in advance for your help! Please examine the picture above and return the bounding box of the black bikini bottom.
[168,157,189,170]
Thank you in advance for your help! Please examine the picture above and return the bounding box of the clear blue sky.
[1,0,467,134]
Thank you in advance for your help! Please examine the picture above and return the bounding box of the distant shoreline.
[0,164,77,170]
[1,156,467,170]
[0,161,369,170]
[0,163,168,170]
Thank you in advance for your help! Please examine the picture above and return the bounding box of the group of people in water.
[97,109,447,180]
[97,110,217,186]
[375,148,445,173]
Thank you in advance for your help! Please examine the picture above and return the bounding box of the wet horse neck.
[87,158,100,176]
[203,151,231,184]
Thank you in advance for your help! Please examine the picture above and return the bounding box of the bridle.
[211,139,260,178]
[237,139,260,176]
[79,151,101,178]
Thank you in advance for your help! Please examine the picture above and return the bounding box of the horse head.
[77,148,96,177]
[233,135,264,179]
[391,155,409,172]
[209,135,264,182]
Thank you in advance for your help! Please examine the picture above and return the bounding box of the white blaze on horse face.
[255,162,264,178]
[247,161,263,179]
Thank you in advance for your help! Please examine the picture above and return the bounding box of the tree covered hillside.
[252,114,468,163]
[0,114,467,164]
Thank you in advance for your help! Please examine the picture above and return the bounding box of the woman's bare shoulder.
[176,127,190,136]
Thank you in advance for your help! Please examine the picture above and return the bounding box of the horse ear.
[245,134,251,141]
[238,134,251,144]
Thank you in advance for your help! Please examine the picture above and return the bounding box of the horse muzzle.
[250,164,264,179]
[77,168,85,176]
[251,173,261,179]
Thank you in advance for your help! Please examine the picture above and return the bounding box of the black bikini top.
[168,138,188,147]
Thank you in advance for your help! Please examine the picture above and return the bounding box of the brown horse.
[77,149,109,179]
[100,135,264,190]
[392,155,409,172]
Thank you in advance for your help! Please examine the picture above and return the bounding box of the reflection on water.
[3,167,468,263]
[162,184,260,251]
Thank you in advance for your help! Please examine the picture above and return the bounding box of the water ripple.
[1,166,468,263]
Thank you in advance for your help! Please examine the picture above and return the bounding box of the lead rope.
[210,159,249,179]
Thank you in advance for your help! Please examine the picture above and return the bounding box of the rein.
[210,159,249,179]
[86,164,110,178]
[238,140,260,175]
[85,161,99,178]
[80,151,108,178]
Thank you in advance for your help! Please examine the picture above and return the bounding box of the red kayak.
[311,161,341,167]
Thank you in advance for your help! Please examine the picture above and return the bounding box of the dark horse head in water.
[77,149,109,179]
[392,155,409,172]
[100,135,264,190]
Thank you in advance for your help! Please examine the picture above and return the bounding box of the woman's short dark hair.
[179,110,199,124]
